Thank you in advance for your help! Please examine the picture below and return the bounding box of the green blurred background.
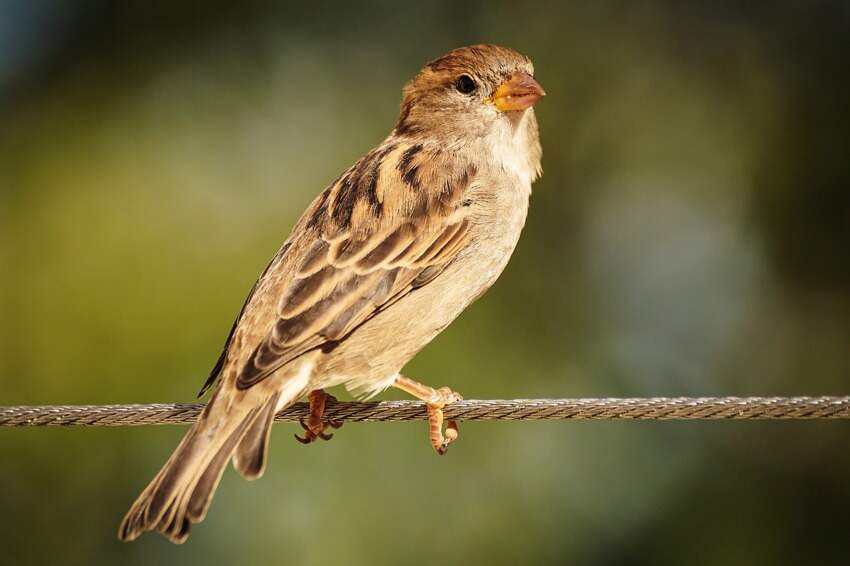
[1,1,848,564]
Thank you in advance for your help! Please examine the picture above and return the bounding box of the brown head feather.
[395,44,535,139]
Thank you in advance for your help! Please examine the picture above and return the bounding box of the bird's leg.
[393,375,462,455]
[294,389,343,444]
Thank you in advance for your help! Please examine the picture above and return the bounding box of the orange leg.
[294,389,343,444]
[394,375,462,455]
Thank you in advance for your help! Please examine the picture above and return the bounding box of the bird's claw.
[293,390,342,445]
[393,376,464,455]
[293,432,313,444]
[427,387,463,455]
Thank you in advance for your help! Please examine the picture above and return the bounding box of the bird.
[118,43,545,544]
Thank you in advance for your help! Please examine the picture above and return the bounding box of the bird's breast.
[455,173,531,297]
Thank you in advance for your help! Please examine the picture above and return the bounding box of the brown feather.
[232,138,472,391]
[118,398,260,544]
[232,391,281,480]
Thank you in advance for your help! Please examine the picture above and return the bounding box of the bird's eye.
[455,75,477,94]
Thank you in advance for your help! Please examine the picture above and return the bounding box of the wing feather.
[229,141,474,390]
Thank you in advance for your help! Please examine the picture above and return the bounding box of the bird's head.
[394,44,545,145]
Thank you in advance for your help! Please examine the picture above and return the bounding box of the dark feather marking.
[298,239,330,276]
[397,144,423,190]
[307,275,412,357]
[323,295,373,339]
[411,265,446,288]
[356,227,410,271]
[276,273,373,348]
[367,143,396,209]
[435,219,471,262]
[402,165,420,190]
[386,238,419,265]
[256,337,286,367]
[332,144,397,227]
[370,267,400,305]
[322,268,399,340]
[238,354,265,388]
[410,190,432,219]
[397,144,421,173]
[238,324,319,389]
[365,172,381,215]
[273,313,315,347]
[415,222,463,265]
[280,265,336,317]
[332,237,374,265]
[307,188,333,229]
[237,263,395,390]
[320,340,340,354]
[331,168,359,227]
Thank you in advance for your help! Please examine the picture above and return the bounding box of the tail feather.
[117,393,278,544]
[118,426,200,540]
[119,358,315,544]
[186,407,261,523]
[233,391,281,480]
[160,412,254,542]
[145,425,203,526]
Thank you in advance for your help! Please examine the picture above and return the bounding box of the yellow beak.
[491,71,546,112]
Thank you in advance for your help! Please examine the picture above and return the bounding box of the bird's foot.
[294,389,343,445]
[427,387,463,455]
[394,376,462,455]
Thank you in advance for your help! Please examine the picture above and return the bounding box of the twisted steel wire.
[1,397,849,427]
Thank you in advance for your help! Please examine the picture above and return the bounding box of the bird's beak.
[491,71,546,112]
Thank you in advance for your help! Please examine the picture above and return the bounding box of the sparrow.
[118,43,544,544]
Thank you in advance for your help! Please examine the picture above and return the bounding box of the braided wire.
[1,397,849,427]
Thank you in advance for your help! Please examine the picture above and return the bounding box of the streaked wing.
[233,140,474,390]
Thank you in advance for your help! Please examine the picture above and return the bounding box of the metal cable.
[2,397,849,427]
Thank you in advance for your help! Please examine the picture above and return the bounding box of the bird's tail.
[118,387,285,544]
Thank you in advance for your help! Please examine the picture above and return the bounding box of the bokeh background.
[1,1,848,564]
